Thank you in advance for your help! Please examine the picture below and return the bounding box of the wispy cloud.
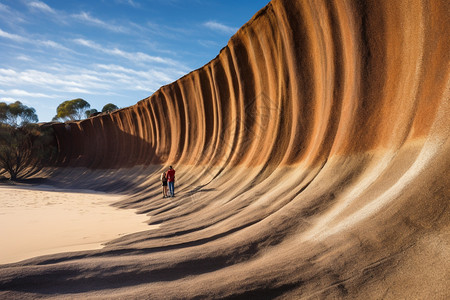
[0,0,265,122]
[0,61,183,97]
[0,96,38,107]
[0,3,12,13]
[0,97,17,103]
[0,69,18,77]
[27,1,56,14]
[0,3,26,24]
[39,40,71,51]
[24,1,71,25]
[26,3,132,34]
[72,12,127,33]
[115,0,140,8]
[203,21,238,35]
[73,38,184,67]
[0,28,70,52]
[0,88,57,98]
[96,64,182,85]
[0,28,27,42]
[198,39,219,48]
[16,55,33,62]
[71,38,98,49]
[0,68,103,93]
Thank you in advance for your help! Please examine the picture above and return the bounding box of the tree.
[85,108,99,118]
[102,103,119,113]
[0,102,7,122]
[0,102,55,181]
[0,124,55,180]
[53,98,90,121]
[0,101,38,126]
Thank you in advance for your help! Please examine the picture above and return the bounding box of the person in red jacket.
[166,166,176,197]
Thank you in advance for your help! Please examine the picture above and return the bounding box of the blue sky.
[0,0,270,122]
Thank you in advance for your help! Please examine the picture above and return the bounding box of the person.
[166,166,176,197]
[160,172,168,198]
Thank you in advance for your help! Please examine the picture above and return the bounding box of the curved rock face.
[1,0,449,298]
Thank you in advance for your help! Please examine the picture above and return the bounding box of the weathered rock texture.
[1,0,449,298]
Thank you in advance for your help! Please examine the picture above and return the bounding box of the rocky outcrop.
[1,0,449,298]
[54,0,449,172]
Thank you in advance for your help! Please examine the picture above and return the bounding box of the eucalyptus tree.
[53,98,90,121]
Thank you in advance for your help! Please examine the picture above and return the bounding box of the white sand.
[0,185,155,264]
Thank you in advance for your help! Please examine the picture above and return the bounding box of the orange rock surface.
[1,0,449,298]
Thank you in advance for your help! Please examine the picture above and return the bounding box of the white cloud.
[0,68,18,77]
[0,63,178,96]
[63,87,91,94]
[0,28,27,42]
[39,40,70,51]
[203,21,237,35]
[72,12,127,33]
[0,3,26,24]
[0,96,34,106]
[73,38,182,66]
[0,97,17,103]
[0,3,10,12]
[116,0,140,8]
[0,61,187,121]
[0,29,69,52]
[0,89,56,98]
[26,1,70,25]
[0,68,103,93]
[198,39,219,48]
[16,55,33,62]
[0,3,25,27]
[96,64,178,83]
[28,1,56,14]
[73,38,98,49]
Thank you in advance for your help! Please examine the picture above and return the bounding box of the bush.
[0,101,56,180]
[0,124,56,180]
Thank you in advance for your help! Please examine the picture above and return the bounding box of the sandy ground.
[0,185,154,264]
